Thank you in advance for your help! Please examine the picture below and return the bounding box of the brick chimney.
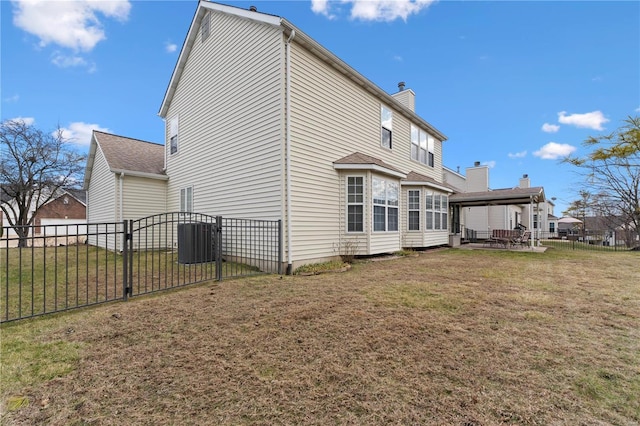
[519,174,530,188]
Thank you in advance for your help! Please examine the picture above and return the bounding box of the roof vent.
[474,161,480,167]
[249,5,257,11]
[398,81,405,92]
[523,174,528,178]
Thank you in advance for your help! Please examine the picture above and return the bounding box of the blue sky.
[2,0,639,215]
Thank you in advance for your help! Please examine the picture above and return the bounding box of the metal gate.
[1,213,282,322]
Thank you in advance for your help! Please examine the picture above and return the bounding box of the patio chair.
[512,231,531,248]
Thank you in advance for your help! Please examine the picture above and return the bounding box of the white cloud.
[533,142,577,160]
[165,42,177,53]
[312,0,435,22]
[11,0,131,51]
[51,52,97,72]
[311,0,336,19]
[557,110,609,131]
[483,161,496,168]
[7,116,35,126]
[508,150,527,159]
[393,55,403,62]
[635,106,640,113]
[59,122,110,147]
[4,94,20,103]
[541,123,559,133]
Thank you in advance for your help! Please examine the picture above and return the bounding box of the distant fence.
[1,213,282,323]
[464,228,636,252]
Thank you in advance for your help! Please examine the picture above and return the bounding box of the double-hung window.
[180,186,193,213]
[169,117,179,155]
[411,125,435,167]
[425,192,434,230]
[373,178,398,232]
[408,190,420,231]
[426,193,448,230]
[381,105,393,149]
[347,177,364,232]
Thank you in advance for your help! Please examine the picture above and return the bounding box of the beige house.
[85,1,455,271]
[83,131,167,250]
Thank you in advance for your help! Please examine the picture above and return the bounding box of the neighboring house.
[580,216,638,247]
[1,188,87,246]
[445,163,548,242]
[83,131,167,250]
[34,188,87,234]
[86,1,456,271]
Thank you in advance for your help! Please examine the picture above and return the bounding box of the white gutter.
[110,169,169,181]
[285,29,295,274]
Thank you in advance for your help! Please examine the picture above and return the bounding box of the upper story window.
[411,125,435,167]
[373,177,398,232]
[381,105,393,149]
[347,176,364,232]
[170,117,179,155]
[201,12,210,42]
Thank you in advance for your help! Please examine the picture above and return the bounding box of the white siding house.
[83,1,455,270]
[156,1,455,271]
[83,131,167,250]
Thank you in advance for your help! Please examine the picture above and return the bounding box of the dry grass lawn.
[1,248,639,425]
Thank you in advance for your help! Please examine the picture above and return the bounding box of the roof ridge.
[93,130,162,147]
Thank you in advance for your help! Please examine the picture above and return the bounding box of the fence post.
[123,220,129,301]
[128,220,134,296]
[216,216,223,281]
[278,219,283,275]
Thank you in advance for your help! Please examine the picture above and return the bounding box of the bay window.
[373,177,398,232]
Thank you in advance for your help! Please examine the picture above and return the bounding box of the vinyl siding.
[87,147,116,223]
[164,11,283,223]
[122,176,166,220]
[87,147,118,250]
[289,42,445,261]
[488,205,508,230]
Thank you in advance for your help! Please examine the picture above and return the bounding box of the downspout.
[120,172,124,252]
[285,29,296,275]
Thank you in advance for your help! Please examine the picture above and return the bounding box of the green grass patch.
[1,322,82,395]
[294,260,349,275]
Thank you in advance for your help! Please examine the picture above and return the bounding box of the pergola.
[449,186,546,248]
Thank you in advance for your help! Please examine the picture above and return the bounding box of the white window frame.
[381,105,393,150]
[426,192,448,231]
[425,191,434,230]
[346,176,364,233]
[411,125,435,167]
[169,116,179,155]
[180,186,193,213]
[373,177,399,232]
[408,190,420,231]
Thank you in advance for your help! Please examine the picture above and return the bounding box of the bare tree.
[564,116,640,248]
[1,119,86,247]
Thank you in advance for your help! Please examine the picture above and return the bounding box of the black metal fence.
[1,213,282,323]
[463,228,636,252]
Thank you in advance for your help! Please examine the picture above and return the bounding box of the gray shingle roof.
[94,131,164,175]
